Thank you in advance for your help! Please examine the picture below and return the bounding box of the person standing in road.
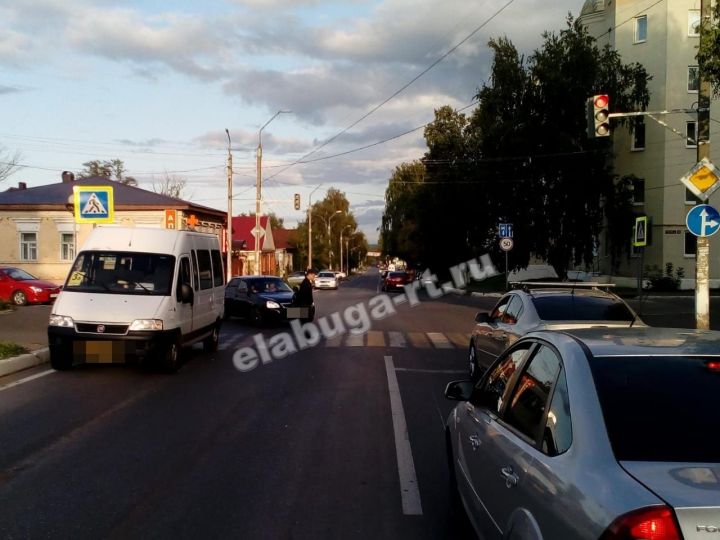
[297,268,316,307]
[295,268,316,323]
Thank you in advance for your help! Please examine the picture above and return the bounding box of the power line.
[593,0,666,40]
[264,0,515,183]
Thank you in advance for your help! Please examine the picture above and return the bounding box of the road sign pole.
[697,236,710,329]
[637,247,644,316]
[505,250,508,290]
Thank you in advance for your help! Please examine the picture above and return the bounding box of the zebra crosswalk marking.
[325,336,342,347]
[407,332,431,348]
[388,331,406,348]
[427,332,453,349]
[446,333,470,348]
[346,334,364,347]
[367,331,386,347]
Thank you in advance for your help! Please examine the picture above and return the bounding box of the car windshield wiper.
[70,271,111,291]
[119,279,153,293]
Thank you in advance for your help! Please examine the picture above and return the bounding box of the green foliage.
[645,262,684,291]
[294,188,367,269]
[0,341,27,360]
[697,2,720,97]
[79,159,138,186]
[381,16,650,278]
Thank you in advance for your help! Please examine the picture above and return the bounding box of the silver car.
[468,284,643,381]
[446,327,720,540]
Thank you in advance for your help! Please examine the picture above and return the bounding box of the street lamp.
[340,225,352,275]
[255,110,291,275]
[225,128,233,281]
[327,211,343,269]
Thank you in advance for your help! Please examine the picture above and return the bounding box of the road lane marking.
[388,331,406,348]
[346,334,364,347]
[427,332,453,349]
[384,355,423,515]
[325,336,342,347]
[367,331,386,347]
[0,369,55,392]
[407,332,430,348]
[446,332,470,348]
[394,368,467,374]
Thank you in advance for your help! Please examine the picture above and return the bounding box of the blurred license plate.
[50,294,58,298]
[75,341,125,363]
[286,307,308,319]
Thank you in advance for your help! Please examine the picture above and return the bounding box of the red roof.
[274,228,298,250]
[231,215,271,251]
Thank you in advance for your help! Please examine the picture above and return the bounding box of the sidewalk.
[0,305,51,379]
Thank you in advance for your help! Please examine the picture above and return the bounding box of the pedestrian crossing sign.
[633,215,648,247]
[73,186,114,223]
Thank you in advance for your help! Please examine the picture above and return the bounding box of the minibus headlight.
[129,319,163,331]
[49,315,74,328]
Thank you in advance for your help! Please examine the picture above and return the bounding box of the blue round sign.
[686,204,720,237]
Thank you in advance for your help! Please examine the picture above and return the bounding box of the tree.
[152,172,187,199]
[0,145,22,185]
[79,159,138,186]
[380,161,425,264]
[295,188,359,269]
[697,2,720,96]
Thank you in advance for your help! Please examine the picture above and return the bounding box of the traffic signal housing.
[587,94,610,137]
[294,193,301,210]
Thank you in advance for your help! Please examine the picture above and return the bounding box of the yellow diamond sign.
[681,158,720,201]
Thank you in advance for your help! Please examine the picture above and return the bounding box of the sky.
[0,0,582,244]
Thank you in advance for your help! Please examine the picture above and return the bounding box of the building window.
[687,121,698,148]
[631,120,646,150]
[688,66,699,93]
[60,233,75,261]
[631,178,645,204]
[685,188,701,205]
[634,15,647,43]
[20,232,37,261]
[685,232,697,257]
[689,10,701,37]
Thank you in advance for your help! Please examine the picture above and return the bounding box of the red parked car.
[381,271,412,292]
[0,267,61,305]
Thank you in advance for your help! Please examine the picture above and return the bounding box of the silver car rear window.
[532,295,634,321]
[589,355,720,462]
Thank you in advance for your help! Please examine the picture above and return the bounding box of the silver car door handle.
[469,435,481,450]
[500,466,519,488]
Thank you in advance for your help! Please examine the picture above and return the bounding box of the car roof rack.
[509,281,616,292]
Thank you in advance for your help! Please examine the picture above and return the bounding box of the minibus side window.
[176,257,192,301]
[191,250,200,291]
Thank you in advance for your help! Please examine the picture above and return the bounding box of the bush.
[0,341,27,360]
[645,263,684,291]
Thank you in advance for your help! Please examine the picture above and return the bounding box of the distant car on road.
[381,271,412,292]
[225,276,314,325]
[445,326,720,540]
[0,267,61,306]
[468,283,642,381]
[334,270,346,280]
[287,270,306,288]
[315,271,338,290]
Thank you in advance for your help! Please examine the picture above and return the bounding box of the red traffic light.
[594,94,609,109]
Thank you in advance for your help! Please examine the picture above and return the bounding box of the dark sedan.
[224,276,314,325]
[0,267,61,305]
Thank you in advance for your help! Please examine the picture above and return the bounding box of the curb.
[470,292,503,298]
[0,347,50,378]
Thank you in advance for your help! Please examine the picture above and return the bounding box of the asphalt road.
[0,269,491,539]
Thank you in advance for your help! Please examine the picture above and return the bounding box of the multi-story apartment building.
[580,0,720,287]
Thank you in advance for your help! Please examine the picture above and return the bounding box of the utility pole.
[340,226,351,275]
[307,185,321,269]
[225,129,233,282]
[697,0,712,329]
[255,110,291,275]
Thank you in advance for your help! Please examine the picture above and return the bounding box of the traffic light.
[294,193,301,210]
[587,94,610,137]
